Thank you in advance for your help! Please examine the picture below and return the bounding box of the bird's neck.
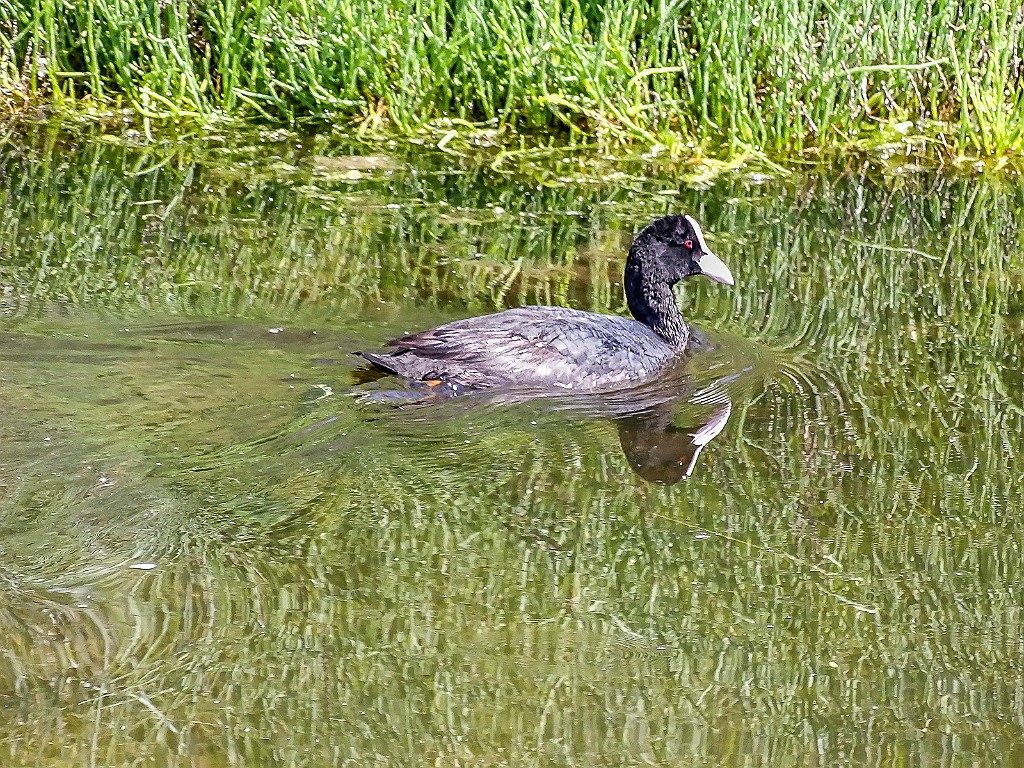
[624,263,688,346]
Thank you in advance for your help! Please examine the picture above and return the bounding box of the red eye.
[684,239,693,249]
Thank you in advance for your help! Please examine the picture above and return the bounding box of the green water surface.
[1,130,1023,766]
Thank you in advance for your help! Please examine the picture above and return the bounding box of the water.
[1,129,1023,766]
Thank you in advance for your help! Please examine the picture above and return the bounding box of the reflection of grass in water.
[0,137,1023,763]
[3,373,1023,763]
[4,367,1022,764]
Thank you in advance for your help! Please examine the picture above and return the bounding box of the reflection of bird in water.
[617,401,732,485]
[354,361,743,483]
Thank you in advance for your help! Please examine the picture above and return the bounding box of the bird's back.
[360,306,678,391]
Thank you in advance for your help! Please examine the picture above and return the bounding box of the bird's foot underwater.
[355,377,472,407]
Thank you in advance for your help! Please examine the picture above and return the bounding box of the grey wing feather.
[360,307,675,390]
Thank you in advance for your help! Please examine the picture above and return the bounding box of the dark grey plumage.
[358,214,734,392]
[360,307,677,391]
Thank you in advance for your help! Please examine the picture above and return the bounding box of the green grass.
[2,0,1024,160]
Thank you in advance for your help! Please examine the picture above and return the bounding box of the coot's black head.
[630,214,734,286]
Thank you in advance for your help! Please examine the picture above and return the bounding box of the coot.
[359,214,733,391]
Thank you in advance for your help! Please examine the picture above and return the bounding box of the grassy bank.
[1,0,1023,160]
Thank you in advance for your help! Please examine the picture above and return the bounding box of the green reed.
[2,0,1024,158]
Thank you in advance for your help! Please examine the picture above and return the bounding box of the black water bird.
[358,214,734,392]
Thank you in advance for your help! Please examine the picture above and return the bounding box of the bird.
[358,214,734,393]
